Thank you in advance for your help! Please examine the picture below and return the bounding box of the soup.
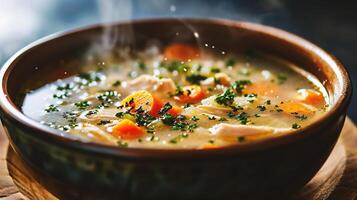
[22,44,329,149]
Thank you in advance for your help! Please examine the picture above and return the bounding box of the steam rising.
[88,0,134,60]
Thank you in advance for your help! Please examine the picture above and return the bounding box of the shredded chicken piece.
[209,123,291,142]
[200,73,231,86]
[121,75,176,96]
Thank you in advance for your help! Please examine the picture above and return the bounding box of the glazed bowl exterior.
[0,18,352,199]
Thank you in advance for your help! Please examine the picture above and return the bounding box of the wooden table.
[0,118,356,200]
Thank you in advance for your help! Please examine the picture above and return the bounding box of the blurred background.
[0,0,355,121]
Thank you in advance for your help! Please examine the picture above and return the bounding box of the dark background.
[0,0,355,121]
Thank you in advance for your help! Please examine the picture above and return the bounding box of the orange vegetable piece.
[164,43,200,61]
[175,85,206,104]
[168,105,183,117]
[297,89,325,106]
[243,82,279,97]
[121,90,154,111]
[198,143,219,149]
[148,95,182,117]
[279,101,314,115]
[112,119,145,140]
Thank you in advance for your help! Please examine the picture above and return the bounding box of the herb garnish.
[159,103,173,115]
[277,73,288,84]
[257,105,266,112]
[75,101,90,110]
[186,73,207,84]
[226,57,236,67]
[112,80,121,87]
[97,90,120,107]
[45,104,59,113]
[292,123,301,129]
[97,120,111,125]
[232,80,251,93]
[215,89,236,106]
[117,140,128,147]
[237,136,246,142]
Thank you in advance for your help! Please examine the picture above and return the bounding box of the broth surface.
[22,45,329,149]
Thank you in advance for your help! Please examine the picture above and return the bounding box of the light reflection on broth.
[22,44,329,149]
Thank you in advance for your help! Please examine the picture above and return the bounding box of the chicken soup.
[22,44,329,149]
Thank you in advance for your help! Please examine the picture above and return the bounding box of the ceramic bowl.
[0,18,352,200]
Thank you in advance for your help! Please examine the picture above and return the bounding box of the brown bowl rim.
[0,18,352,160]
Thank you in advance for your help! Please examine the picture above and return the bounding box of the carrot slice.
[149,95,182,117]
[112,119,145,140]
[175,85,206,104]
[243,82,279,97]
[297,89,325,106]
[121,90,154,111]
[164,43,200,61]
[279,101,314,115]
[148,95,164,117]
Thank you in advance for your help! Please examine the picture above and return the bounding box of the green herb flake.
[97,120,111,125]
[191,116,200,122]
[226,57,236,67]
[215,89,236,106]
[117,140,128,147]
[257,105,266,112]
[292,123,301,129]
[75,101,90,110]
[186,73,207,84]
[45,104,59,113]
[210,67,221,73]
[161,113,175,126]
[231,80,251,93]
[112,80,121,87]
[277,73,288,84]
[159,103,173,115]
[237,136,246,142]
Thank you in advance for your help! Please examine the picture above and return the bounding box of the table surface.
[0,118,356,200]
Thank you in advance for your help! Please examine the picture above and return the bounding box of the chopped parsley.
[161,113,175,126]
[112,80,121,87]
[295,114,308,121]
[159,103,173,115]
[244,93,258,103]
[75,101,90,110]
[237,136,246,142]
[56,83,74,91]
[86,110,98,116]
[225,57,236,67]
[208,115,217,120]
[53,91,70,99]
[232,80,251,93]
[292,123,301,129]
[45,104,59,113]
[161,61,189,73]
[137,61,146,70]
[169,133,189,144]
[97,120,111,125]
[77,71,103,86]
[210,67,221,73]
[215,89,236,106]
[191,116,200,122]
[277,73,288,84]
[236,112,249,124]
[257,105,266,112]
[97,90,120,107]
[117,140,128,147]
[186,73,207,84]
